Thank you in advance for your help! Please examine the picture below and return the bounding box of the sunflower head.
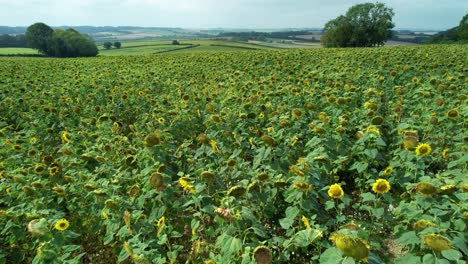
[227,185,246,198]
[441,148,449,159]
[28,218,49,237]
[423,233,451,251]
[403,130,419,150]
[54,219,70,231]
[330,232,369,262]
[372,179,391,194]
[416,182,438,196]
[253,246,273,264]
[366,125,380,136]
[261,135,276,147]
[293,182,312,192]
[383,167,393,176]
[415,143,432,156]
[446,109,459,120]
[328,184,344,199]
[413,219,436,231]
[439,184,456,195]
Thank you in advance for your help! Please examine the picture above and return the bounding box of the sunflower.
[54,219,70,231]
[372,179,391,194]
[253,246,273,264]
[12,145,23,152]
[293,182,312,192]
[423,234,452,251]
[413,219,436,231]
[156,216,165,228]
[291,109,303,119]
[446,109,459,120]
[441,148,449,159]
[179,177,196,194]
[330,232,369,262]
[383,166,393,176]
[61,131,71,143]
[415,143,432,156]
[289,165,304,177]
[301,215,311,229]
[34,164,46,174]
[328,184,344,199]
[416,182,438,196]
[49,166,60,176]
[366,125,380,136]
[227,185,246,198]
[259,113,265,119]
[157,117,165,124]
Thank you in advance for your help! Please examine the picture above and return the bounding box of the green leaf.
[279,206,299,229]
[319,247,343,264]
[422,254,436,264]
[441,249,462,261]
[396,231,420,246]
[453,236,468,255]
[341,257,355,264]
[364,149,378,159]
[215,234,242,257]
[361,192,376,202]
[294,229,322,247]
[394,253,421,264]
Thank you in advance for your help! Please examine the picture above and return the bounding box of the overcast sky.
[1,0,466,30]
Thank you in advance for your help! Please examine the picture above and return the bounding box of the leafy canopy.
[26,22,98,57]
[322,2,394,48]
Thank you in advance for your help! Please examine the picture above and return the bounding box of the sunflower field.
[0,45,467,264]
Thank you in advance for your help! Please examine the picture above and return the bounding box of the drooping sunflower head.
[415,143,432,156]
[293,182,312,192]
[383,166,393,176]
[371,116,384,126]
[446,109,459,120]
[372,179,391,194]
[413,219,436,231]
[366,125,380,136]
[416,182,438,196]
[441,148,449,159]
[328,184,344,199]
[54,218,70,231]
[403,130,419,150]
[253,246,273,264]
[330,232,369,262]
[423,233,451,252]
[227,185,246,198]
[291,109,303,119]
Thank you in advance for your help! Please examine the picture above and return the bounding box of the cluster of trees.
[0,34,27,48]
[26,23,98,57]
[103,41,122,49]
[427,14,468,44]
[322,2,394,47]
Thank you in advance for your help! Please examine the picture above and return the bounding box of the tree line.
[0,34,28,48]
[26,23,98,57]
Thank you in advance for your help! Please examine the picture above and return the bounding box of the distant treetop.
[322,2,395,48]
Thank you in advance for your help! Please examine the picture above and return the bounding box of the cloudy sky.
[1,0,466,30]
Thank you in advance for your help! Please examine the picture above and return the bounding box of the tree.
[26,22,54,54]
[458,13,468,41]
[113,42,121,49]
[103,42,112,49]
[172,40,180,45]
[51,29,98,57]
[322,2,394,48]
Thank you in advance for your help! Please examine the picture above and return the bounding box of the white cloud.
[0,0,466,29]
